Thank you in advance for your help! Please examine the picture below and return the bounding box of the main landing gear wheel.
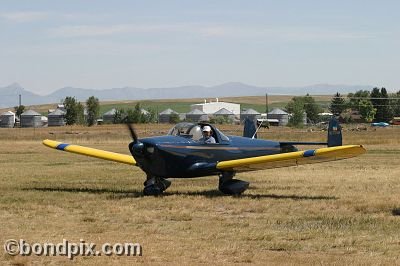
[218,171,249,195]
[143,176,171,196]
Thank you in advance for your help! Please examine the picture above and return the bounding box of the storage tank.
[103,108,117,124]
[159,108,179,123]
[48,109,66,127]
[267,108,289,126]
[240,108,261,123]
[20,110,42,128]
[0,111,15,128]
[186,109,208,122]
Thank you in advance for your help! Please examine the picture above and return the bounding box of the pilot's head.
[202,125,212,137]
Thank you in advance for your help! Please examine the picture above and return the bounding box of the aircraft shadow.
[26,187,337,200]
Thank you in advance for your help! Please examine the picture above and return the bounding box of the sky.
[0,0,399,95]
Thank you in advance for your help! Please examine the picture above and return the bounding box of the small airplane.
[43,118,366,196]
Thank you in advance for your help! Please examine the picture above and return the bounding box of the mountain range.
[0,82,373,108]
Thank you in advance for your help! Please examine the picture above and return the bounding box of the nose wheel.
[143,176,171,196]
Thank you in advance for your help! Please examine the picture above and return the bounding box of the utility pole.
[19,94,21,107]
[265,93,269,113]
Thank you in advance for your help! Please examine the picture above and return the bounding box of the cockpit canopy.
[168,122,230,143]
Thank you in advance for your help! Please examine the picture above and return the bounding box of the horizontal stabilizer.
[42,139,136,165]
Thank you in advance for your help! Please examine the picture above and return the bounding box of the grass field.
[1,124,400,265]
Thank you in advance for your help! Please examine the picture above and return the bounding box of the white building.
[190,98,240,116]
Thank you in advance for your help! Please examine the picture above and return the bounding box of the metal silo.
[213,108,235,121]
[240,108,261,123]
[267,108,289,126]
[48,109,66,127]
[0,111,15,128]
[103,108,117,124]
[186,109,208,122]
[20,110,42,128]
[159,108,179,123]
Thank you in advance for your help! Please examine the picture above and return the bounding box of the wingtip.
[42,139,61,149]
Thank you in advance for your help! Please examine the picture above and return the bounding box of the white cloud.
[49,24,185,38]
[0,11,49,23]
[47,21,376,43]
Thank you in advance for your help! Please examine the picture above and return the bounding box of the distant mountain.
[0,82,373,108]
[0,83,47,108]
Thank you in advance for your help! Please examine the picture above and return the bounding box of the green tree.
[286,95,321,124]
[347,90,370,111]
[303,94,322,123]
[287,99,305,127]
[358,99,376,122]
[210,116,231,124]
[391,90,400,117]
[380,88,392,122]
[62,97,85,125]
[76,102,85,125]
[63,96,79,125]
[113,108,127,124]
[86,96,100,126]
[131,103,142,123]
[146,108,157,123]
[371,87,392,122]
[329,92,347,115]
[14,105,25,117]
[169,113,180,124]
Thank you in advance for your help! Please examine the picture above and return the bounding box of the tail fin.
[243,117,257,138]
[327,117,342,147]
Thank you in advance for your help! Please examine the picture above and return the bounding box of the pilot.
[200,125,216,144]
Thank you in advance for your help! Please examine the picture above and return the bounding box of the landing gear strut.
[218,171,249,195]
[143,175,171,196]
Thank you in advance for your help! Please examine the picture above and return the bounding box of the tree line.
[329,87,400,123]
[61,96,157,126]
[286,87,400,126]
[13,88,399,127]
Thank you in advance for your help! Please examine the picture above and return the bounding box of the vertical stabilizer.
[243,118,257,138]
[327,117,342,147]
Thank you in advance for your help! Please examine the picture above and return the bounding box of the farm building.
[48,109,66,127]
[213,108,235,120]
[267,108,289,126]
[186,109,209,122]
[159,108,179,123]
[0,111,15,128]
[191,99,240,115]
[240,108,261,122]
[20,110,42,128]
[103,108,117,124]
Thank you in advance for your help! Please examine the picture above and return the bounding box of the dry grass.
[1,124,400,265]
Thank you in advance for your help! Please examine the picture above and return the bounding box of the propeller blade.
[126,123,138,143]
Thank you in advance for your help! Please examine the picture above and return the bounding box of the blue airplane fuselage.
[131,135,283,178]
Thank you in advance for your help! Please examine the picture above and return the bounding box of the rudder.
[327,117,342,147]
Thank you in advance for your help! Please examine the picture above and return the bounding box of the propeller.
[126,121,145,156]
[127,123,138,144]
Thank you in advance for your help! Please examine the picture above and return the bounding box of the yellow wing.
[217,145,365,172]
[42,139,136,166]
